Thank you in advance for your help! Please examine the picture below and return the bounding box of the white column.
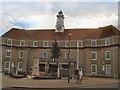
[57,64,60,78]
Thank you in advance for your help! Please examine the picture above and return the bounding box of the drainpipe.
[113,45,116,78]
[77,47,79,69]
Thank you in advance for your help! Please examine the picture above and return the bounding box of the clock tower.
[55,11,65,32]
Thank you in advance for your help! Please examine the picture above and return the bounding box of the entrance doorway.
[39,64,45,72]
[49,64,58,76]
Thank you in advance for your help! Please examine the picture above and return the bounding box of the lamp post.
[68,33,72,83]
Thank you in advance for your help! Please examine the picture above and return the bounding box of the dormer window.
[33,41,38,47]
[7,39,12,46]
[91,40,97,47]
[43,41,48,47]
[65,41,71,47]
[20,40,25,47]
[105,38,110,46]
[77,41,83,47]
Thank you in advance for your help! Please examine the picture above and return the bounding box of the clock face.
[57,26,62,31]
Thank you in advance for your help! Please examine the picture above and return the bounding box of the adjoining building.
[1,11,120,78]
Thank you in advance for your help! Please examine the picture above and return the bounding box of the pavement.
[1,75,119,89]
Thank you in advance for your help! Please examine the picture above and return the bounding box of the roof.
[2,25,120,40]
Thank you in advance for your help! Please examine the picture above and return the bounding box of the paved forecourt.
[2,75,119,89]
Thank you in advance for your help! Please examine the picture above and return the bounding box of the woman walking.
[78,68,83,84]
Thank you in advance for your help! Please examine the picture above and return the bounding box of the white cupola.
[55,11,65,32]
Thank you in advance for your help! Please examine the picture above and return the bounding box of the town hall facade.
[1,11,120,78]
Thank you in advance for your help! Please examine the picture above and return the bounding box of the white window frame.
[20,40,25,46]
[42,52,48,58]
[33,41,38,47]
[105,51,111,60]
[91,52,97,60]
[91,40,97,47]
[4,61,10,69]
[91,64,97,74]
[18,62,22,70]
[105,38,110,46]
[65,41,71,47]
[77,41,83,47]
[43,41,48,47]
[65,52,71,59]
[19,50,24,58]
[106,64,111,74]
[7,39,12,46]
[6,49,11,57]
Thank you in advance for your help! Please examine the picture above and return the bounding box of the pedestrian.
[78,68,83,84]
[75,69,79,84]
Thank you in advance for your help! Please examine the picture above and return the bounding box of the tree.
[51,39,61,59]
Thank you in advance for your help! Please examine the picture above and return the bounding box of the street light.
[68,33,72,83]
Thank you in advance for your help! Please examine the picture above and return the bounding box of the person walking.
[78,68,83,84]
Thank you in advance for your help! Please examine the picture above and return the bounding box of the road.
[1,87,119,90]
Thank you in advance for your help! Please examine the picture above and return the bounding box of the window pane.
[7,39,12,45]
[91,65,97,73]
[65,52,70,59]
[65,41,70,47]
[43,41,48,47]
[43,52,48,58]
[91,52,97,60]
[105,51,111,60]
[91,40,97,47]
[19,51,24,58]
[20,40,25,46]
[77,41,83,47]
[33,41,38,47]
[18,62,22,70]
[6,50,11,57]
[105,38,110,46]
[106,65,111,74]
[4,61,10,69]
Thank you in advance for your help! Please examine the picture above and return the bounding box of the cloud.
[1,2,119,36]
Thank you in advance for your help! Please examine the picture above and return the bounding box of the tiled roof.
[2,25,120,40]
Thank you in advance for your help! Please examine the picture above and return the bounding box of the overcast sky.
[0,0,119,36]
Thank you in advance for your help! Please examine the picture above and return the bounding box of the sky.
[0,0,120,36]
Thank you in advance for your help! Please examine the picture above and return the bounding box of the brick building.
[1,11,120,78]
